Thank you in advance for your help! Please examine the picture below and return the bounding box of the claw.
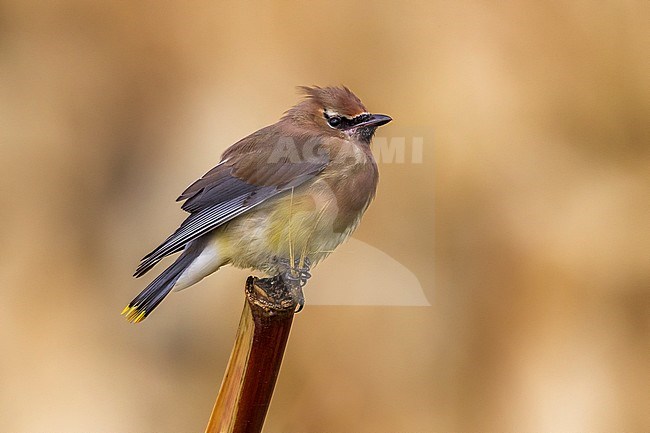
[273,256,312,312]
[291,284,305,313]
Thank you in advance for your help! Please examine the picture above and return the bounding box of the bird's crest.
[298,85,367,117]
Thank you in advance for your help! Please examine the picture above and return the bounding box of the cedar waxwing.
[123,86,392,322]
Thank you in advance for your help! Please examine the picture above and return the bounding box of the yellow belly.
[214,177,368,274]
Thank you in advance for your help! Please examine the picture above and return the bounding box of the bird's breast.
[267,152,377,258]
[219,144,378,272]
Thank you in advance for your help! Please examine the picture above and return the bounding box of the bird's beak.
[357,113,392,128]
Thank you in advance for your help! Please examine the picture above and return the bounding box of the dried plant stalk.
[205,276,296,433]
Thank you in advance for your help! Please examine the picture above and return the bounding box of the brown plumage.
[123,86,391,322]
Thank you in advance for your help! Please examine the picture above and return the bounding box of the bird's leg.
[272,256,312,312]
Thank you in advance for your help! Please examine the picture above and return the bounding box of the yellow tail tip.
[121,305,147,323]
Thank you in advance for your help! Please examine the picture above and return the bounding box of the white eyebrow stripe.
[324,110,370,120]
[324,109,340,117]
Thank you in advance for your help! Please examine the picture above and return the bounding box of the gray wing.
[134,131,329,277]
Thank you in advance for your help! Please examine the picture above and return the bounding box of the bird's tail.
[122,249,196,323]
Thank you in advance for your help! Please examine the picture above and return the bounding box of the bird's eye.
[327,116,342,128]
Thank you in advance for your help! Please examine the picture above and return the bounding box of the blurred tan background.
[1,1,648,432]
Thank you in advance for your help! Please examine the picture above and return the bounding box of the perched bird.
[123,86,392,323]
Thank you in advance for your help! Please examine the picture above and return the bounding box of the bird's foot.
[272,257,312,312]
